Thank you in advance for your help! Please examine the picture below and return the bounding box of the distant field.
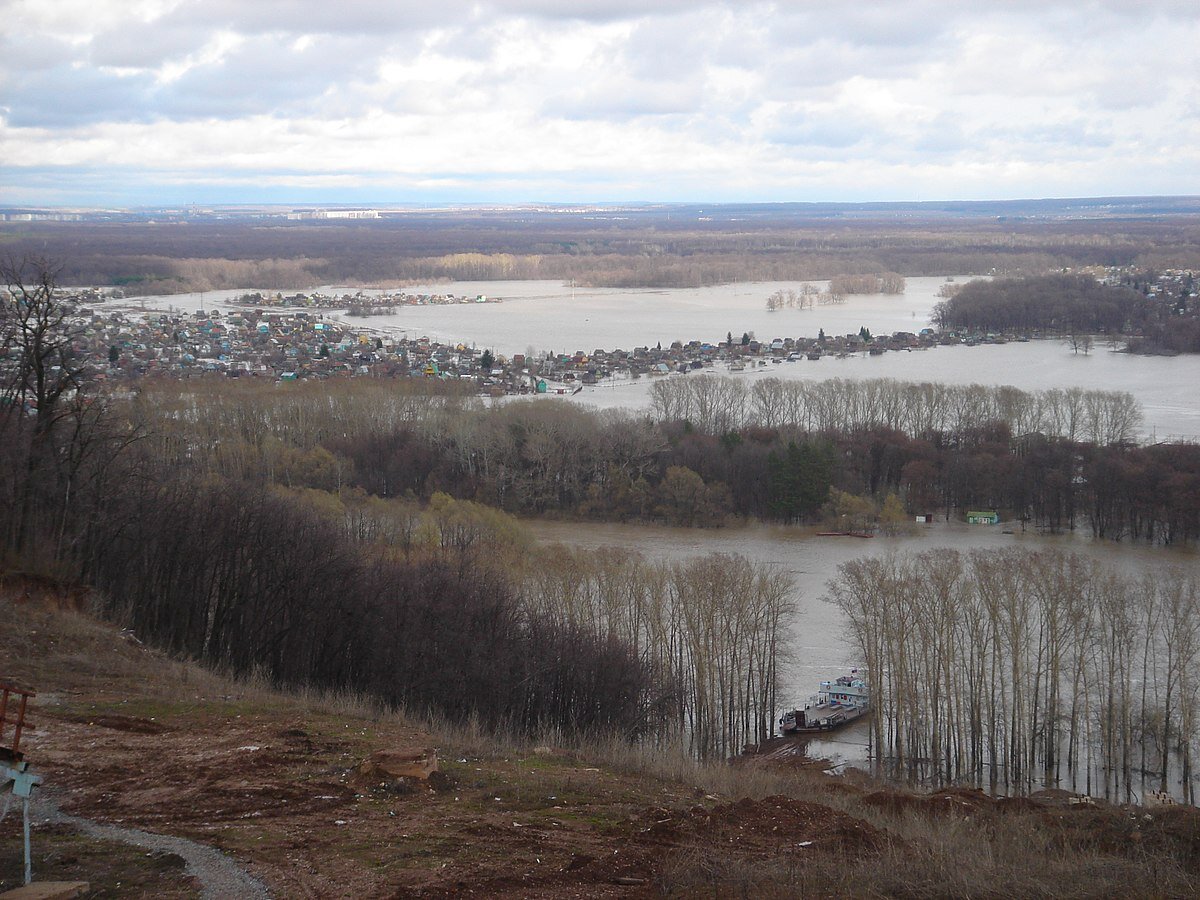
[4,198,1200,293]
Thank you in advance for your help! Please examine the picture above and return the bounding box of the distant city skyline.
[3,1,1198,206]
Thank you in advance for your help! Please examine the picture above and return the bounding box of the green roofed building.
[967,510,999,525]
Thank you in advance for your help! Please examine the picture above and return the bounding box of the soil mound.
[862,786,995,817]
[635,795,883,855]
[566,794,884,888]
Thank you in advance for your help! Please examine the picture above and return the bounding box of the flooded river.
[126,276,1200,441]
[125,275,1200,791]
[527,517,1200,775]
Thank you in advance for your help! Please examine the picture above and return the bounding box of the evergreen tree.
[767,440,835,522]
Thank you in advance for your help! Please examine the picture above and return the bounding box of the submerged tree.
[829,548,1200,803]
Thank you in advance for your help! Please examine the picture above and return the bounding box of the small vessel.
[780,673,869,734]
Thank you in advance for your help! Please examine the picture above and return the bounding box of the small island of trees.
[933,273,1200,354]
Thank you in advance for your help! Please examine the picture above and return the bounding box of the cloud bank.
[1,0,1197,204]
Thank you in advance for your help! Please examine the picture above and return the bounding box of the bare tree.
[1,256,87,434]
[1,257,93,556]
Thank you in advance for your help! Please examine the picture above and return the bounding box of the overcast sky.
[2,0,1198,206]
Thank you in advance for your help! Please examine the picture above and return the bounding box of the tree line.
[10,210,1200,294]
[114,373,1200,543]
[935,272,1200,355]
[648,376,1143,445]
[520,546,793,758]
[829,548,1200,804]
[932,274,1152,338]
[829,273,905,294]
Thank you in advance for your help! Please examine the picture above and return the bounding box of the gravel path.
[32,794,270,898]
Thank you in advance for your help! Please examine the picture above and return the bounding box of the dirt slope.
[5,579,1199,898]
[1,584,880,897]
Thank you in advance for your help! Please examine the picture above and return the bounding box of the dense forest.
[111,374,1196,543]
[932,274,1150,335]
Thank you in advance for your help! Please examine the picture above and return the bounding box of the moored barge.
[780,673,870,734]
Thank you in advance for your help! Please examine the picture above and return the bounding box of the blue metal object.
[4,761,43,885]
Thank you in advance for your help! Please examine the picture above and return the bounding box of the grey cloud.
[0,32,83,73]
[72,0,1200,47]
[154,34,389,120]
[766,2,953,51]
[1087,67,1180,112]
[497,0,703,22]
[620,12,746,79]
[154,0,701,39]
[87,21,205,70]
[3,64,157,127]
[4,27,398,126]
[1004,121,1116,150]
[542,76,705,122]
[766,112,879,150]
[911,117,970,155]
[161,0,452,37]
[762,39,927,95]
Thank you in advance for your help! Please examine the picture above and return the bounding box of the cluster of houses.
[69,306,554,391]
[1135,269,1199,312]
[54,299,1042,394]
[76,307,460,382]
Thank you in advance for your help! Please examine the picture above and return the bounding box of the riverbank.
[5,581,1199,897]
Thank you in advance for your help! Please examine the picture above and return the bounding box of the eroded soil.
[3,590,888,897]
[6,582,1200,898]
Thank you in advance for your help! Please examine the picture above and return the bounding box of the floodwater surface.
[123,277,1200,441]
[527,517,1200,776]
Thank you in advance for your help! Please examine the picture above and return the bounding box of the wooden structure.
[0,683,34,763]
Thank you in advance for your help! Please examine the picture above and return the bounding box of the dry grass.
[534,735,1200,898]
[655,802,1198,899]
[657,841,1192,899]
[6,585,1199,899]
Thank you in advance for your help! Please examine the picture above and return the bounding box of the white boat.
[780,672,869,734]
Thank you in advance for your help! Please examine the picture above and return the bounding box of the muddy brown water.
[527,518,1200,789]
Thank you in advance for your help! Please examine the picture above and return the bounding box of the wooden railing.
[0,682,35,762]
